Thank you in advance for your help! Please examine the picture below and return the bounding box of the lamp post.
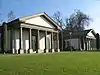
[69,32,72,51]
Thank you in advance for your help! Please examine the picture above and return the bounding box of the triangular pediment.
[19,12,61,30]
[86,30,96,38]
[25,16,55,28]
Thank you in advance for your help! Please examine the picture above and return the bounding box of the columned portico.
[3,12,61,54]
[17,27,60,54]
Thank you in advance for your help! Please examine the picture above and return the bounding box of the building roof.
[63,29,96,39]
[8,12,62,30]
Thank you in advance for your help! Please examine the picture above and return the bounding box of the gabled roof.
[19,12,61,30]
[7,12,62,30]
[63,29,96,39]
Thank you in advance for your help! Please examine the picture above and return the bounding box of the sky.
[0,0,100,33]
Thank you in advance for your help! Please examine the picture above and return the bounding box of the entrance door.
[47,37,50,50]
[32,36,36,51]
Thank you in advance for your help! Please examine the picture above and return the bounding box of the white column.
[19,27,24,54]
[36,30,40,53]
[51,32,54,52]
[91,40,93,50]
[92,39,94,50]
[44,31,48,53]
[87,39,89,50]
[89,40,90,50]
[14,29,17,54]
[28,28,33,53]
[11,28,15,54]
[57,32,60,52]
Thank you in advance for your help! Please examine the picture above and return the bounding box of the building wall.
[7,29,11,51]
[14,29,20,50]
[39,31,45,51]
[23,29,29,50]
[47,34,51,50]
[79,38,96,50]
[31,36,36,50]
[39,32,51,53]
[65,38,80,49]
[12,28,52,53]
[13,28,29,51]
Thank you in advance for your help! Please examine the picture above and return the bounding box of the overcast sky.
[0,0,100,33]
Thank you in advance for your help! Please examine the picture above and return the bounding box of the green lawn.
[0,52,100,75]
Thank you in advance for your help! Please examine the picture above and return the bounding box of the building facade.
[63,29,97,50]
[0,12,61,54]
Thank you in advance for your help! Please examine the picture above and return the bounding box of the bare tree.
[53,11,64,50]
[53,11,65,29]
[65,10,91,32]
[53,10,91,31]
[7,10,16,22]
[52,10,91,50]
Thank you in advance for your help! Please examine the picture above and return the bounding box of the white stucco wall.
[47,34,51,50]
[25,16,54,28]
[13,29,30,51]
[65,38,80,49]
[23,29,29,50]
[11,27,53,53]
[39,31,45,50]
[39,32,51,51]
[13,29,52,52]
[31,36,36,50]
[54,40,57,50]
[14,29,20,50]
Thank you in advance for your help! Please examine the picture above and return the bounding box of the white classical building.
[0,12,61,54]
[63,29,97,50]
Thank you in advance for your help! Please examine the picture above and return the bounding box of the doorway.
[32,36,36,51]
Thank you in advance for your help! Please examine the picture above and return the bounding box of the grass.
[0,52,100,75]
